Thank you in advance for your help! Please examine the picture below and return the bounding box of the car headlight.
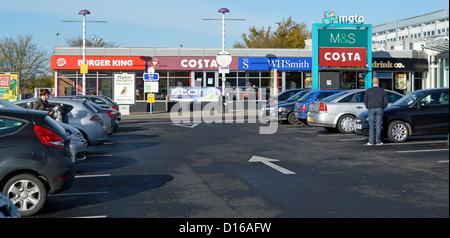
[278,107,284,112]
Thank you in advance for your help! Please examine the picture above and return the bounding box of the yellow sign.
[0,73,19,102]
[147,93,155,103]
[80,64,88,74]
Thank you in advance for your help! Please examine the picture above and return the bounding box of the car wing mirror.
[418,101,427,109]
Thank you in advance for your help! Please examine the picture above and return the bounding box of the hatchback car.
[294,90,342,124]
[1,99,87,162]
[260,90,311,124]
[0,107,75,216]
[268,89,304,105]
[15,98,107,146]
[86,101,119,135]
[307,89,403,134]
[355,88,449,143]
[61,95,121,121]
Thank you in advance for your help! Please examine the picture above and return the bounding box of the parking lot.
[29,113,449,218]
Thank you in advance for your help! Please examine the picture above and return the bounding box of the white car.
[307,89,403,134]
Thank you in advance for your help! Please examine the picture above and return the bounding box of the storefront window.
[357,72,365,89]
[341,72,356,89]
[394,72,408,95]
[304,72,312,89]
[285,72,302,89]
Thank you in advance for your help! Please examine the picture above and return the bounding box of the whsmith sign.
[312,11,372,89]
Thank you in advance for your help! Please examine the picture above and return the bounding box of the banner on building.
[169,87,221,102]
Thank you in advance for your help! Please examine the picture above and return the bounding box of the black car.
[355,88,449,143]
[261,90,311,124]
[0,107,76,216]
[268,89,304,105]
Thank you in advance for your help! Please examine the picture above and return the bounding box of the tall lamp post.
[203,8,245,97]
[79,9,90,95]
[62,10,106,95]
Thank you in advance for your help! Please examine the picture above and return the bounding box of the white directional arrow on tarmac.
[171,123,199,128]
[248,155,296,175]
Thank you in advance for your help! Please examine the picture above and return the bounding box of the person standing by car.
[364,77,389,145]
[33,89,55,118]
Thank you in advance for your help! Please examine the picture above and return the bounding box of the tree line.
[0,17,310,95]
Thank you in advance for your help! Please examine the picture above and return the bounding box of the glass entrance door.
[193,71,218,87]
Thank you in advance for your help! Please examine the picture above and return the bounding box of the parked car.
[307,89,403,134]
[355,88,449,143]
[260,90,311,124]
[1,99,88,163]
[61,95,121,121]
[85,101,119,135]
[294,90,342,124]
[14,98,107,146]
[0,107,75,216]
[268,89,304,105]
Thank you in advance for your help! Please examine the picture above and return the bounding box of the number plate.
[308,116,313,122]
[355,124,362,129]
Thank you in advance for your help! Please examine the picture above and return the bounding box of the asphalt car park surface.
[27,114,449,218]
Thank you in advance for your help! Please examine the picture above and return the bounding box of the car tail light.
[111,105,118,110]
[107,111,116,119]
[319,103,327,112]
[299,105,307,111]
[90,115,101,121]
[33,125,64,148]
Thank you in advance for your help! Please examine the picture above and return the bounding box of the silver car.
[307,89,403,134]
[1,99,88,162]
[86,101,119,135]
[14,98,107,146]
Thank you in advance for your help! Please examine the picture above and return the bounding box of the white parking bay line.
[51,191,109,197]
[70,215,107,218]
[397,149,449,153]
[75,174,111,178]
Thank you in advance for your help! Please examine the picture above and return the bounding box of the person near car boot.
[33,89,55,118]
[364,77,389,146]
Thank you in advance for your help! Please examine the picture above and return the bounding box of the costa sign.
[319,48,367,67]
[156,57,239,70]
[51,56,146,70]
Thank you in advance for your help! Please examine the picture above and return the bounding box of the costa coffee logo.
[180,58,219,69]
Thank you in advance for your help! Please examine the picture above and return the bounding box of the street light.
[79,9,90,95]
[202,8,245,97]
[62,10,106,95]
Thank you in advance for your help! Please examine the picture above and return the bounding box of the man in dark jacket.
[364,77,389,145]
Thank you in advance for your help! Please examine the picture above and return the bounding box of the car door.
[410,91,449,135]
[0,116,30,161]
[341,91,366,116]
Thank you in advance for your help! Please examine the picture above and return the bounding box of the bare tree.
[0,35,50,94]
[65,34,116,47]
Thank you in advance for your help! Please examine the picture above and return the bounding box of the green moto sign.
[319,29,367,48]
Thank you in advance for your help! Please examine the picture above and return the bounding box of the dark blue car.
[294,90,342,123]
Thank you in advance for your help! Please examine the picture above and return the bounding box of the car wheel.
[387,120,409,143]
[2,174,47,217]
[337,115,355,134]
[287,112,299,125]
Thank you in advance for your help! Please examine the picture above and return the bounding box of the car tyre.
[287,112,299,125]
[2,173,47,217]
[387,120,409,143]
[337,115,355,134]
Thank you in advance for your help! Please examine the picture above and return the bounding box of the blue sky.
[0,0,448,54]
